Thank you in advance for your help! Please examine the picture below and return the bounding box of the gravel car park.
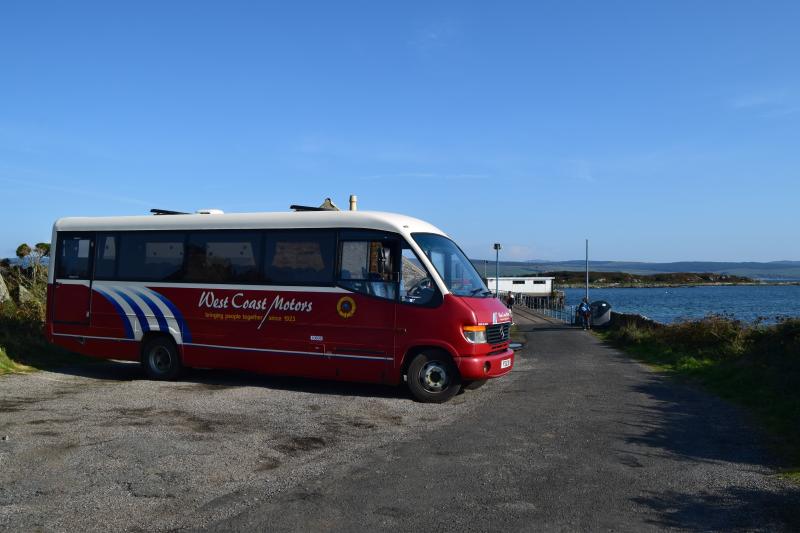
[0,356,510,532]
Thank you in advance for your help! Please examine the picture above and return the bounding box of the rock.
[15,285,33,304]
[0,273,10,304]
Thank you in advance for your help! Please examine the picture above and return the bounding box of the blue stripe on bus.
[130,287,169,333]
[112,288,151,334]
[93,287,134,339]
[146,289,192,343]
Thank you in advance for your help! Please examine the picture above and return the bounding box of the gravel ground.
[2,311,798,532]
[0,359,501,532]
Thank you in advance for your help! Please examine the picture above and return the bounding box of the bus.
[45,209,514,402]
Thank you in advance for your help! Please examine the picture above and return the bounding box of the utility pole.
[494,243,502,297]
[585,238,589,301]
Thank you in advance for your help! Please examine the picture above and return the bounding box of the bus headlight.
[462,325,487,344]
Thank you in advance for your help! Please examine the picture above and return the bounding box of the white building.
[485,276,554,296]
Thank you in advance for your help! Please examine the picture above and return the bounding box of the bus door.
[333,232,399,382]
[395,242,444,372]
[53,233,94,325]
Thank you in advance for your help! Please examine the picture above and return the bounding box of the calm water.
[564,285,800,324]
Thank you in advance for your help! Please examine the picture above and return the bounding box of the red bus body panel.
[46,282,513,386]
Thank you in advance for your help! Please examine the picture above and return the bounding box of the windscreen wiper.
[470,288,493,296]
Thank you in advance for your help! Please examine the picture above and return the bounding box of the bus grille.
[486,323,510,344]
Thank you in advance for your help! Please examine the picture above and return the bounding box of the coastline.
[558,281,800,289]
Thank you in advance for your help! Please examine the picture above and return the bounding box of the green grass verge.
[0,345,33,374]
[0,316,92,374]
[782,470,800,483]
[597,317,800,475]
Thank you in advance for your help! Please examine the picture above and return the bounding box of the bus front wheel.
[407,351,461,403]
[142,336,183,381]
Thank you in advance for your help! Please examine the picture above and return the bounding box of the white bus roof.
[53,210,448,237]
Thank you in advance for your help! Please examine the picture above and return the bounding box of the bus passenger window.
[400,247,436,305]
[338,240,396,300]
[186,231,262,283]
[117,233,185,281]
[56,236,91,280]
[264,231,335,285]
[94,234,117,279]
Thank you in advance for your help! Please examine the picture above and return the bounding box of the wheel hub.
[151,346,172,373]
[421,361,449,392]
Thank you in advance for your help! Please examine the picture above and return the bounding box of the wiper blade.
[470,288,492,296]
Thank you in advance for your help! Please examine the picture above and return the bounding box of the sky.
[1,1,799,262]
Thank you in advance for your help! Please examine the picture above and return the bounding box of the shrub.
[1,262,48,324]
[656,315,748,360]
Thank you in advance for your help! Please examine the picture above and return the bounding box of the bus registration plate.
[501,358,511,369]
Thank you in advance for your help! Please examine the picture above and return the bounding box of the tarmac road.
[1,311,799,531]
[203,311,800,532]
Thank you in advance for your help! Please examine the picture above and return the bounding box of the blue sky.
[1,1,798,262]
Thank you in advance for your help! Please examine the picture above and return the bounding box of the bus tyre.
[407,351,461,403]
[463,379,487,391]
[142,337,182,381]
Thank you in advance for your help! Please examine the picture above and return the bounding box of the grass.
[783,470,800,483]
[0,345,32,374]
[598,315,800,473]
[0,313,83,374]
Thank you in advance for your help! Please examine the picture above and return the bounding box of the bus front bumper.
[455,348,514,381]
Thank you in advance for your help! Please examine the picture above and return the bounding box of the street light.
[493,243,502,297]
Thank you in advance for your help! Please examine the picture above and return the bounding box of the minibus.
[46,209,513,402]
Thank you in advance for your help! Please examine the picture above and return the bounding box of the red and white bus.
[45,209,513,402]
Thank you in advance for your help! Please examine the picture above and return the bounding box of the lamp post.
[585,239,589,301]
[493,243,502,297]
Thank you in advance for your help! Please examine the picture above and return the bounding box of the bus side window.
[338,240,396,300]
[56,236,92,280]
[264,230,335,285]
[185,231,262,283]
[94,234,117,280]
[117,232,185,281]
[400,246,437,305]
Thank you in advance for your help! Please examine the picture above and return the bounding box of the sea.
[564,284,800,324]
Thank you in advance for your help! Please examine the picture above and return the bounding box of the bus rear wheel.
[407,351,461,403]
[142,337,183,381]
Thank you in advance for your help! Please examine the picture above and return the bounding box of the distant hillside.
[470,259,800,280]
[544,271,753,286]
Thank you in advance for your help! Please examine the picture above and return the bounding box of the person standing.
[506,291,515,309]
[577,297,591,330]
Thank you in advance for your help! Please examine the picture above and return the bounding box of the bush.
[748,318,800,362]
[1,262,48,324]
[655,315,748,360]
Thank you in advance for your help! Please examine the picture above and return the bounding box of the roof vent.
[196,209,225,215]
[290,197,341,212]
[150,209,188,216]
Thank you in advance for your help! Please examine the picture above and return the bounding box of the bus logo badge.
[336,296,357,319]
